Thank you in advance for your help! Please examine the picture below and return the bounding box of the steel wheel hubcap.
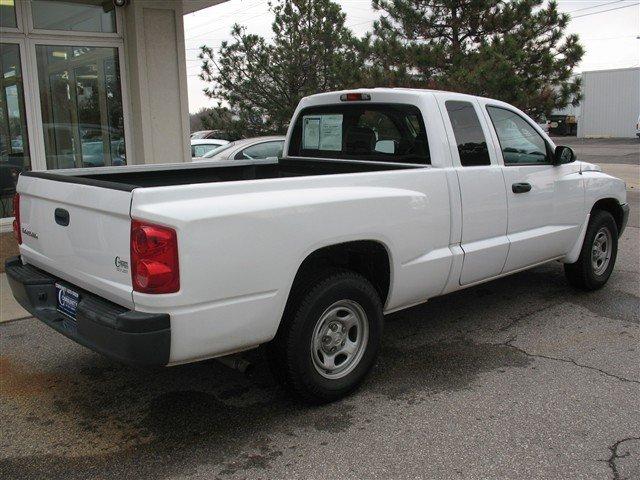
[591,227,612,276]
[311,299,369,379]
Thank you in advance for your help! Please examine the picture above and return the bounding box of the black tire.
[564,209,618,291]
[266,269,383,404]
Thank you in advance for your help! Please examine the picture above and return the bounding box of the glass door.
[0,42,30,217]
[35,44,126,169]
[0,0,128,227]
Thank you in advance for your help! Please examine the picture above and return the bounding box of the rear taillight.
[12,193,21,244]
[130,220,179,294]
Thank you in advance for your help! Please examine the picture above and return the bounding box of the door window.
[36,45,126,169]
[0,43,30,217]
[235,141,284,160]
[445,101,490,167]
[487,106,549,165]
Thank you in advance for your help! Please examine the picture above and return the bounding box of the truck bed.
[22,158,418,191]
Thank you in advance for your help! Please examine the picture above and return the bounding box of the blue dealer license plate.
[56,283,80,320]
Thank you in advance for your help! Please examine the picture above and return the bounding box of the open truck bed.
[22,158,418,191]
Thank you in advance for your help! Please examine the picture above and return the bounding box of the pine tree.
[199,0,365,134]
[367,0,584,118]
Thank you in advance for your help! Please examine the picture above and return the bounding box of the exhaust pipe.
[216,354,253,374]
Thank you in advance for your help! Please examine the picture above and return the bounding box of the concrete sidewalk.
[0,272,29,323]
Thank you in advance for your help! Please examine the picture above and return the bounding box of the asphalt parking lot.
[1,139,639,480]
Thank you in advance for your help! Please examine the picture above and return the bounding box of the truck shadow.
[1,261,636,479]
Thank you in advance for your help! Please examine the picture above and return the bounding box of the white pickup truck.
[7,89,629,404]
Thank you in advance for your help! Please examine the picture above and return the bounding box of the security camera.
[113,0,129,7]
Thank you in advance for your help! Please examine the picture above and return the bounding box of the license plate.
[56,283,80,320]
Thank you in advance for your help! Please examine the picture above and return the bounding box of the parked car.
[7,89,629,404]
[190,138,229,158]
[195,136,285,161]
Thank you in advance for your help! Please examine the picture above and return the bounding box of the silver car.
[196,136,285,161]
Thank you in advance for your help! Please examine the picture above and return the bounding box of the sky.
[183,0,640,113]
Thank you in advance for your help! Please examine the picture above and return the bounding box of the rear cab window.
[288,104,430,165]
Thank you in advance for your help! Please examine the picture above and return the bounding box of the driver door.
[484,105,584,272]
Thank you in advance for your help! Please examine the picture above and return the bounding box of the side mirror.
[554,145,575,165]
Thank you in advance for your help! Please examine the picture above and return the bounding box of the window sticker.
[303,117,321,149]
[319,114,343,151]
[302,114,343,151]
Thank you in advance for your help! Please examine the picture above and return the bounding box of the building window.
[31,0,116,34]
[0,1,18,29]
[36,45,126,169]
[0,42,30,217]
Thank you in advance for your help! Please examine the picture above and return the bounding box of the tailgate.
[17,175,134,308]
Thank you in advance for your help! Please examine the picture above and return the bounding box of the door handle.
[512,182,532,194]
[54,208,70,226]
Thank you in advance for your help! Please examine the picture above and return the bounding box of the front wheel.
[564,210,618,290]
[266,270,383,404]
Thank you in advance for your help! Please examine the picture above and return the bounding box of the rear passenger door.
[439,97,509,285]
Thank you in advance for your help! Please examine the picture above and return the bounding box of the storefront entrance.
[0,0,129,223]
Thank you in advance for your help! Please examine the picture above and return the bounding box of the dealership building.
[0,0,228,233]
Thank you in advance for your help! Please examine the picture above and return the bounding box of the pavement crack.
[500,336,640,385]
[497,303,558,332]
[607,436,640,480]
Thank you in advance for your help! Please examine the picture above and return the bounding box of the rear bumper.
[620,203,630,237]
[5,256,170,367]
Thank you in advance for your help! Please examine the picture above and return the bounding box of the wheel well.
[591,198,624,233]
[291,241,391,306]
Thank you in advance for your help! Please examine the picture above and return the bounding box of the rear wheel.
[564,210,618,290]
[267,270,383,404]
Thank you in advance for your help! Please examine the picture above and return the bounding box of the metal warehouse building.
[578,67,640,138]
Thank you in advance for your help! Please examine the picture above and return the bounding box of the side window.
[289,104,430,164]
[235,141,284,160]
[445,101,490,167]
[487,107,549,165]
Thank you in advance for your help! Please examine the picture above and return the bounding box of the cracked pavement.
[1,143,639,479]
